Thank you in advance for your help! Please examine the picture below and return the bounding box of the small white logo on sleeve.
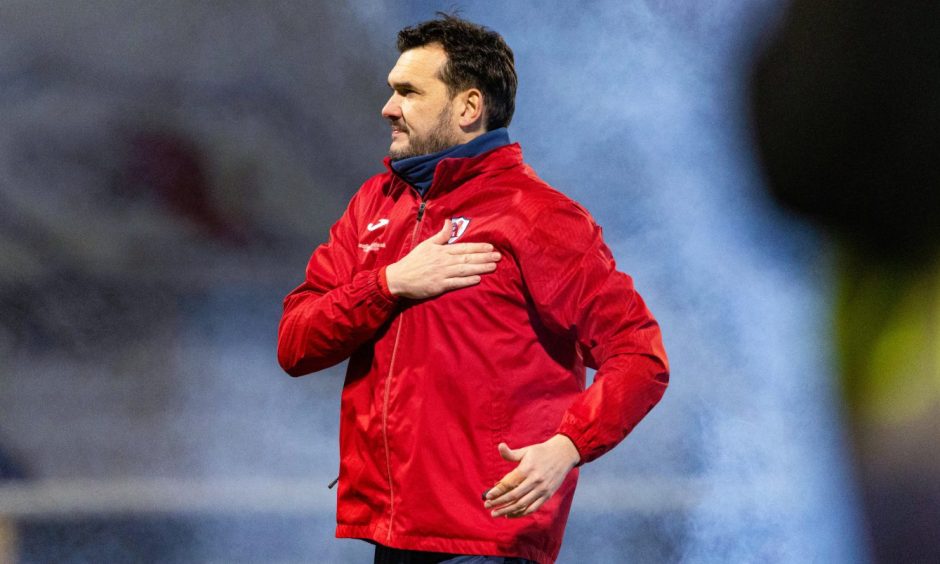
[367,218,389,232]
[448,217,470,244]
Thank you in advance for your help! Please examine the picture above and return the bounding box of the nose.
[381,93,401,120]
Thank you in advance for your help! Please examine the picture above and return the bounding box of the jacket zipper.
[381,196,426,542]
[416,200,426,222]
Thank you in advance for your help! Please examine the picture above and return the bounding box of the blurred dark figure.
[751,1,940,562]
[125,131,249,245]
[0,448,26,481]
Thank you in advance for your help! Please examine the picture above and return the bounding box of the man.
[278,14,669,564]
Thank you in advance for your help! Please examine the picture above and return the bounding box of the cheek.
[402,101,434,124]
[400,102,418,122]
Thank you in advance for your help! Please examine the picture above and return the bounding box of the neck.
[454,123,487,145]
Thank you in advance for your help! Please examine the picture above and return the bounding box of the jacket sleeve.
[517,201,669,464]
[277,190,399,376]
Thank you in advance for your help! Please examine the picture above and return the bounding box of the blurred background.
[4,0,936,562]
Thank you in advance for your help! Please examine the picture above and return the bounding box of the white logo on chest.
[367,218,389,232]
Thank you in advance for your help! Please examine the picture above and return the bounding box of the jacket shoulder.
[343,170,396,216]
[358,169,395,197]
[501,163,595,225]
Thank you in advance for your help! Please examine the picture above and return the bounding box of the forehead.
[387,43,448,87]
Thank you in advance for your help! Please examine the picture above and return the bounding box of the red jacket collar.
[383,143,524,198]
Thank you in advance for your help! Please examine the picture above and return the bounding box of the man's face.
[382,44,463,160]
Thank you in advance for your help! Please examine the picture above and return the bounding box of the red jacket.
[278,144,668,564]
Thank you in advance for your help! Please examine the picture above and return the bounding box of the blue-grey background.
[0,1,869,562]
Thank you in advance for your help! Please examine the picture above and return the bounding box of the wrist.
[551,433,581,469]
[385,262,402,296]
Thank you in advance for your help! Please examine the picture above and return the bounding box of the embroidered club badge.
[448,217,470,244]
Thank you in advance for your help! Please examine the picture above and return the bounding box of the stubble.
[388,102,461,160]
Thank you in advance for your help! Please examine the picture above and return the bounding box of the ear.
[457,88,485,130]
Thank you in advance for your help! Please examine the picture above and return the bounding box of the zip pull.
[327,476,339,489]
[416,201,426,222]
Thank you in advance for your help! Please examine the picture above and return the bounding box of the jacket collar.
[384,143,524,198]
[389,128,510,195]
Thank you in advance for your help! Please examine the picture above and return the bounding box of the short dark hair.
[397,13,517,130]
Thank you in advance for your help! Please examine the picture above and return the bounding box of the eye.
[388,83,418,97]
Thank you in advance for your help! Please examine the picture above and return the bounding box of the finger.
[451,252,501,265]
[494,488,541,517]
[446,242,494,255]
[520,495,548,516]
[484,468,526,502]
[485,470,532,507]
[429,219,453,244]
[488,476,538,513]
[441,276,482,291]
[500,487,545,518]
[498,442,525,463]
[444,263,497,279]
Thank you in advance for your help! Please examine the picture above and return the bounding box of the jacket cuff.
[556,413,591,465]
[374,266,397,303]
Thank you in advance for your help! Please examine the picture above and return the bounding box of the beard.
[388,103,461,160]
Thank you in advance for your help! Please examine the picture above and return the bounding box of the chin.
[388,145,412,160]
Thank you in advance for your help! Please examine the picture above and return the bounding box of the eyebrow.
[388,80,421,93]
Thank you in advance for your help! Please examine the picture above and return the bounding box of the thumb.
[498,442,525,462]
[430,218,453,245]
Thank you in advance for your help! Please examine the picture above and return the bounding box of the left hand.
[483,434,581,518]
